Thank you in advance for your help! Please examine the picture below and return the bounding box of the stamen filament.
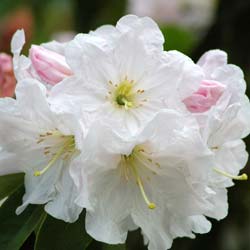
[34,138,74,176]
[131,162,156,209]
[213,167,248,181]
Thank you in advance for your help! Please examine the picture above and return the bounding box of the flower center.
[34,130,77,176]
[115,80,134,108]
[120,146,161,209]
[107,77,147,110]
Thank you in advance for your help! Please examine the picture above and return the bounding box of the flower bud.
[30,45,72,85]
[183,80,226,113]
[0,53,16,97]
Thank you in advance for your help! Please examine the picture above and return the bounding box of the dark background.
[0,0,250,249]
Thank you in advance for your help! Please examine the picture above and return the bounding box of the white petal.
[212,64,246,95]
[205,188,228,220]
[15,79,55,129]
[45,165,83,223]
[189,215,212,234]
[42,40,67,55]
[16,160,63,214]
[197,49,227,77]
[85,170,134,244]
[211,140,248,188]
[65,34,109,75]
[166,51,204,99]
[90,25,118,47]
[0,97,19,115]
[11,29,25,55]
[0,114,39,153]
[11,29,32,81]
[117,15,164,51]
[0,151,22,175]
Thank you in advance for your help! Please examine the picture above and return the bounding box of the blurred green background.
[0,0,250,249]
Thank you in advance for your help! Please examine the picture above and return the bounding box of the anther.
[155,162,161,168]
[34,136,75,177]
[211,146,219,150]
[37,139,44,144]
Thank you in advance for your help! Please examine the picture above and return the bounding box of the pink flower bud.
[30,45,72,85]
[0,53,16,97]
[183,80,226,113]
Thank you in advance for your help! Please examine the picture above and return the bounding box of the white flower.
[70,110,214,250]
[183,50,250,219]
[50,15,204,137]
[0,79,89,222]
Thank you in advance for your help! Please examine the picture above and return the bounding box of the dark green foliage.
[0,187,45,250]
[35,212,92,250]
[0,173,24,201]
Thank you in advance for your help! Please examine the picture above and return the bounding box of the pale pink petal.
[183,80,226,113]
[30,45,72,85]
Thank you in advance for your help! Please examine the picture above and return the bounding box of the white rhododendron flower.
[0,79,88,222]
[50,15,203,136]
[70,111,216,250]
[183,49,250,219]
[11,30,72,88]
[0,14,249,250]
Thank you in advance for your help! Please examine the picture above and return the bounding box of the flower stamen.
[34,135,76,176]
[122,148,156,210]
[213,167,248,181]
[107,77,147,109]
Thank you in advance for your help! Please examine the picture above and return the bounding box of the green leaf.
[0,187,46,250]
[161,25,197,54]
[103,244,126,250]
[86,240,103,250]
[0,173,24,201]
[34,211,47,236]
[35,212,92,250]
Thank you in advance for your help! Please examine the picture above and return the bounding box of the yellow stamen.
[34,137,75,176]
[213,167,248,181]
[130,162,156,209]
[34,145,66,176]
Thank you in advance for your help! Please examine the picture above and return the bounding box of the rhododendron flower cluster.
[0,15,249,250]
